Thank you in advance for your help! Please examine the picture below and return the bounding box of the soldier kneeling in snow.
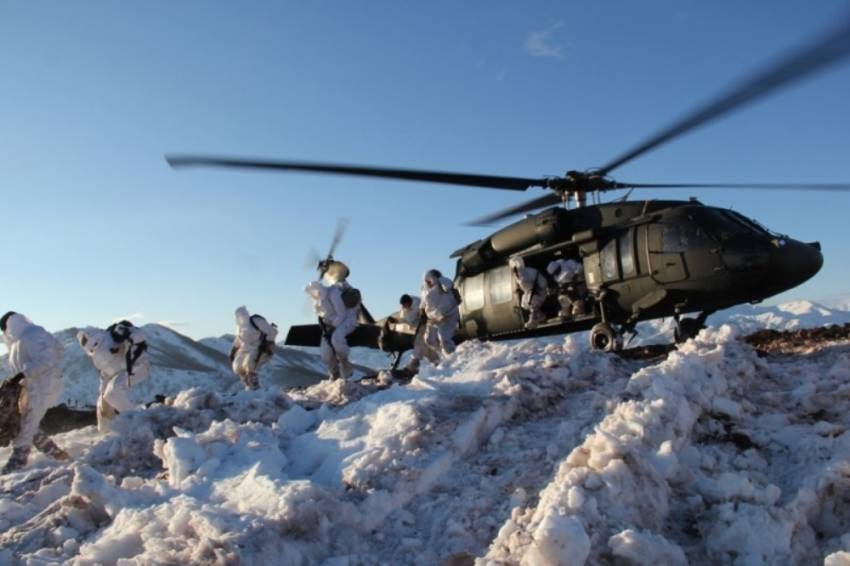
[78,320,150,432]
[230,306,278,390]
[1,311,69,473]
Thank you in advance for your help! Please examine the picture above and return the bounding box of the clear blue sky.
[1,1,849,339]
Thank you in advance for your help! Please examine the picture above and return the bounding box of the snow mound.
[3,329,850,564]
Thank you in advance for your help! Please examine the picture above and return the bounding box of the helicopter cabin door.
[646,223,688,283]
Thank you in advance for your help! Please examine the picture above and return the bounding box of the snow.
[2,304,850,563]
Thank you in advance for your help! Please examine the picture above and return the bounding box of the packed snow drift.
[2,313,850,564]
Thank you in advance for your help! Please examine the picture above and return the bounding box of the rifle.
[317,317,337,358]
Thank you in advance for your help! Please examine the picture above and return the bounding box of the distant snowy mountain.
[0,324,377,408]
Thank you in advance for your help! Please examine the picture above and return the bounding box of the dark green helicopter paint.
[167,15,849,352]
[445,200,822,346]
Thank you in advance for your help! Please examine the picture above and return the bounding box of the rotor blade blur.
[623,182,850,191]
[468,193,562,226]
[598,16,850,175]
[304,248,322,270]
[166,155,547,191]
[328,218,350,257]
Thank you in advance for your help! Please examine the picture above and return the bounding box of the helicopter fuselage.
[445,199,822,345]
[285,199,823,352]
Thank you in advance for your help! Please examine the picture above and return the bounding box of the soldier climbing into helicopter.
[230,306,278,390]
[547,257,588,320]
[421,269,460,356]
[509,257,548,330]
[306,259,361,380]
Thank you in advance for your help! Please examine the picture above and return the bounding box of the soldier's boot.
[33,433,70,461]
[403,357,420,374]
[242,372,259,391]
[339,358,354,381]
[1,445,31,474]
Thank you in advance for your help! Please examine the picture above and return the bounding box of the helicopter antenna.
[617,188,635,202]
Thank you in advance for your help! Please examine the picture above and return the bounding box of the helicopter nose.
[768,238,823,291]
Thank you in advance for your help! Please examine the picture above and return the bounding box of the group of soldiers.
[1,255,587,473]
[1,312,150,473]
[306,262,462,379]
[510,256,587,330]
[0,305,282,474]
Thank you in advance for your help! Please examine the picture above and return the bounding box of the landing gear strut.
[674,311,713,343]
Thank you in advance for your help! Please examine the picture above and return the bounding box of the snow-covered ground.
[3,323,850,564]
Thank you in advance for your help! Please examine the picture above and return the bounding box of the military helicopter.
[167,17,850,354]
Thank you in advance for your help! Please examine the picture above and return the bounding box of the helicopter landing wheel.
[674,317,704,344]
[590,322,622,352]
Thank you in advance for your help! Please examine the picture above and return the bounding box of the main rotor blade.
[167,155,547,191]
[598,16,850,175]
[468,193,561,226]
[623,182,850,191]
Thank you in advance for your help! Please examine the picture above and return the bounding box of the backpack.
[341,287,362,309]
[249,314,278,359]
[107,320,134,344]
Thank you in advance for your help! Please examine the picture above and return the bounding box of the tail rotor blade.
[328,218,350,258]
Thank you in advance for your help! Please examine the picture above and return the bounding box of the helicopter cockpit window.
[463,273,486,311]
[725,210,777,236]
[619,228,636,277]
[704,211,754,241]
[662,223,712,252]
[487,265,513,305]
[601,238,619,281]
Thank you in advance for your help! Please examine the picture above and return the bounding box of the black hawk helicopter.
[168,17,850,353]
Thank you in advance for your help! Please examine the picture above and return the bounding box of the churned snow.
[2,317,850,564]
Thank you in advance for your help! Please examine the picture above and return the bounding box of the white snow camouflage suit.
[77,325,150,431]
[231,306,278,390]
[421,271,460,356]
[306,280,359,379]
[1,312,68,472]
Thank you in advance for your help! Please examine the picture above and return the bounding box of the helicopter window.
[619,229,636,277]
[662,223,712,252]
[463,273,486,311]
[724,210,775,236]
[487,266,513,305]
[703,211,753,241]
[601,238,619,281]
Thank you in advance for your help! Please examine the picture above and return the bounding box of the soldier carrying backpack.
[230,306,278,390]
[306,260,361,380]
